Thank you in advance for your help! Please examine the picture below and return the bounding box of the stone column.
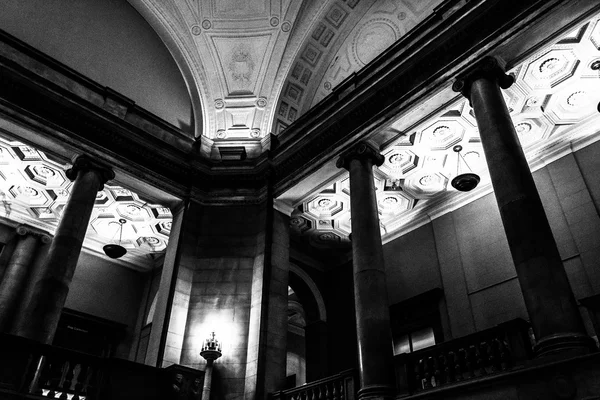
[453,56,596,357]
[15,155,114,344]
[0,225,51,332]
[337,142,395,400]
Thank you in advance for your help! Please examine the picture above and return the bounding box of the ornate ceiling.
[0,136,172,270]
[287,15,600,249]
[129,0,442,158]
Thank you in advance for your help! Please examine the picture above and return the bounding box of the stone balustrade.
[0,333,203,400]
[394,318,532,395]
[272,369,357,400]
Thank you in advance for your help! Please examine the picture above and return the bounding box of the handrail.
[272,369,357,400]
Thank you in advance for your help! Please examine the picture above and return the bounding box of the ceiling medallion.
[270,17,280,27]
[515,122,532,135]
[383,196,398,204]
[316,198,332,211]
[214,99,225,109]
[281,21,292,32]
[566,91,588,107]
[432,125,452,138]
[191,25,201,36]
[201,20,212,30]
[388,153,404,164]
[256,97,267,108]
[216,130,227,139]
[318,232,335,241]
[290,218,302,226]
[250,129,261,138]
[450,145,480,192]
[419,175,434,186]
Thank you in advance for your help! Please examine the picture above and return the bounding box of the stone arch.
[288,263,329,383]
[289,263,326,323]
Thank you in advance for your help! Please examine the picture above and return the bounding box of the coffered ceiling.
[0,135,173,270]
[284,14,600,249]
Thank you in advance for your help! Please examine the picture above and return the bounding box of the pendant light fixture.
[450,145,480,192]
[103,218,127,259]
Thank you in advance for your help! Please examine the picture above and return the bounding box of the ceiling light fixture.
[103,218,127,259]
[450,145,480,192]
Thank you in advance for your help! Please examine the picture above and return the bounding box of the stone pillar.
[453,57,596,357]
[0,225,51,332]
[15,155,114,344]
[337,142,395,400]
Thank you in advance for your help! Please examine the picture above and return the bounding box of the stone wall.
[382,140,600,343]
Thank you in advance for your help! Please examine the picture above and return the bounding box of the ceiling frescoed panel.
[0,136,173,270]
[288,14,600,249]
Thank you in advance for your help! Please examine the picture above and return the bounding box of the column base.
[358,384,395,400]
[534,332,597,359]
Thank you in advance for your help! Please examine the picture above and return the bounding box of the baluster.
[81,365,95,396]
[498,338,511,370]
[413,359,423,391]
[454,349,464,381]
[476,342,488,376]
[444,352,454,383]
[29,355,47,395]
[332,380,339,400]
[339,379,345,400]
[489,338,500,372]
[465,346,476,378]
[70,364,82,400]
[423,357,432,389]
[310,387,316,400]
[45,359,63,397]
[437,353,447,385]
[319,385,326,400]
[325,381,332,400]
[432,353,441,387]
[59,361,73,399]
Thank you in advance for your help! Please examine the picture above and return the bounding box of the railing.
[272,369,357,400]
[0,333,204,400]
[394,318,532,395]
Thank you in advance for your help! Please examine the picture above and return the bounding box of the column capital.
[65,155,115,189]
[452,56,515,101]
[15,224,52,244]
[336,142,384,170]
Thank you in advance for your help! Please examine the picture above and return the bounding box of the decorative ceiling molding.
[288,13,600,248]
[130,0,308,159]
[0,136,173,270]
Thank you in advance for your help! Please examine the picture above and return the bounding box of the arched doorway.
[287,264,328,385]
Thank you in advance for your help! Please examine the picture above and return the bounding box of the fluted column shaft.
[15,155,114,344]
[337,142,394,400]
[0,226,51,332]
[454,57,595,357]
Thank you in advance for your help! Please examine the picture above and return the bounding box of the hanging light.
[103,218,127,259]
[450,145,480,192]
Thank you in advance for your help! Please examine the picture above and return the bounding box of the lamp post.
[200,332,222,400]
